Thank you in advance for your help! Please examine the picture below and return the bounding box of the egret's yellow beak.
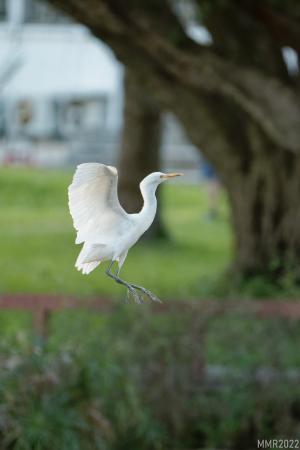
[160,172,184,179]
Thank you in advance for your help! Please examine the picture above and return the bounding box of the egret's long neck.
[138,182,158,231]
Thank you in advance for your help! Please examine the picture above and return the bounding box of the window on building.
[0,0,6,21]
[57,96,108,138]
[24,0,70,24]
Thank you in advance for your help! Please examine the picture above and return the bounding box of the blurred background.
[0,0,300,449]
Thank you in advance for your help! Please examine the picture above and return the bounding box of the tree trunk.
[197,2,300,278]
[227,138,300,278]
[118,70,167,239]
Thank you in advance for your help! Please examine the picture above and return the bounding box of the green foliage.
[0,310,299,449]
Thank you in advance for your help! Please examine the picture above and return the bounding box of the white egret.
[68,163,183,303]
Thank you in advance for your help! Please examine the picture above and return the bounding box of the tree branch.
[48,0,300,152]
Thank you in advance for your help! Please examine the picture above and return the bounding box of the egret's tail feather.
[75,241,106,275]
[76,260,101,275]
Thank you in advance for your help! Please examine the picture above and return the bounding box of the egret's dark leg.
[105,261,143,304]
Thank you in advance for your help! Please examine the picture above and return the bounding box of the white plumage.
[68,163,182,302]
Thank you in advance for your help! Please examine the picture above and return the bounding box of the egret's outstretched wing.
[68,163,129,244]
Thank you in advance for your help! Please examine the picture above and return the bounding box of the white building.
[1,2,123,131]
[0,0,201,177]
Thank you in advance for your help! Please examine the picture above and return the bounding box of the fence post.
[33,307,51,340]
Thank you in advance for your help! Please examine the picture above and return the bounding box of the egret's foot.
[131,284,162,303]
[106,267,143,304]
[126,286,143,304]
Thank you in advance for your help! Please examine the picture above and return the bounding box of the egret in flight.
[68,163,183,303]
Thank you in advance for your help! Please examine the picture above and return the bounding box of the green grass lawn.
[0,167,232,300]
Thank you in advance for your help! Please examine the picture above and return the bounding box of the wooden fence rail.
[1,294,300,339]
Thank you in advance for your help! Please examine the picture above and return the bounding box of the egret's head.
[140,171,183,189]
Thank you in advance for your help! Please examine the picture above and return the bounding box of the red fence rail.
[1,294,300,339]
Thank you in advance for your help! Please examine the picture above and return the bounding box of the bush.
[0,309,299,449]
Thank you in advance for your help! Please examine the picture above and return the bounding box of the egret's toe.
[131,284,162,303]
